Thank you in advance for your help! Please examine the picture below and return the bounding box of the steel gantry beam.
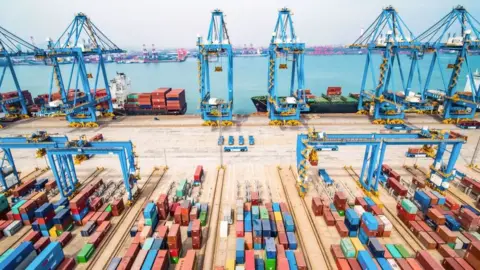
[414,5,480,123]
[0,131,68,191]
[0,25,44,119]
[296,128,465,195]
[197,9,234,126]
[46,13,123,127]
[46,140,138,200]
[350,6,426,124]
[267,7,308,126]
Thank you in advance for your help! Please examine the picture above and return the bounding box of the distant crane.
[152,44,158,59]
[267,7,308,126]
[414,5,480,123]
[142,44,149,59]
[350,6,419,124]
[197,9,234,126]
[0,26,44,119]
[45,12,124,127]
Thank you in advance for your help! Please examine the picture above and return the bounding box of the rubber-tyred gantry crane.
[414,5,480,123]
[351,6,420,124]
[197,9,234,126]
[267,7,308,126]
[46,12,123,127]
[0,25,44,120]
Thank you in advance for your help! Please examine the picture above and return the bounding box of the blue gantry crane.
[197,9,234,126]
[414,5,480,123]
[46,139,139,200]
[46,12,123,127]
[0,25,44,120]
[0,131,68,192]
[351,6,419,124]
[267,7,308,126]
[296,128,465,196]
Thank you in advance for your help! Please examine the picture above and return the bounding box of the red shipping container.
[436,225,456,243]
[417,220,433,232]
[125,243,140,258]
[57,257,76,270]
[424,191,439,205]
[24,231,41,244]
[280,202,289,213]
[406,258,423,270]
[194,165,203,182]
[179,250,196,270]
[97,221,111,233]
[236,221,244,237]
[245,250,255,270]
[131,249,149,270]
[174,207,182,224]
[311,197,323,216]
[34,237,50,253]
[467,241,480,259]
[57,232,73,247]
[97,211,112,225]
[295,252,307,270]
[277,257,290,270]
[336,221,348,237]
[277,220,285,232]
[251,192,260,206]
[438,244,459,258]
[156,225,169,239]
[428,231,445,248]
[331,244,344,259]
[324,209,335,226]
[347,258,362,270]
[371,205,384,216]
[382,164,392,174]
[152,256,168,270]
[336,258,351,270]
[388,170,401,181]
[454,257,475,270]
[464,252,480,269]
[416,250,445,270]
[427,208,446,225]
[88,231,106,248]
[245,232,253,250]
[419,231,436,249]
[278,232,289,249]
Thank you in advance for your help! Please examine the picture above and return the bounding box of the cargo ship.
[251,87,359,114]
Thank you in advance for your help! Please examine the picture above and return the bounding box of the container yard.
[0,113,479,270]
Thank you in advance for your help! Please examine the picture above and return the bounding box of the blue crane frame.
[267,7,308,124]
[0,133,69,191]
[413,5,480,122]
[46,13,123,127]
[0,26,44,117]
[350,6,421,123]
[197,9,234,123]
[296,129,465,194]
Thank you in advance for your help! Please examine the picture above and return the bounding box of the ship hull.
[251,96,358,114]
[115,103,187,116]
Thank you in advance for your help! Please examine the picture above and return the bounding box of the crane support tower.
[197,9,234,126]
[267,7,308,126]
[296,128,465,196]
[414,5,480,123]
[46,12,123,127]
[0,26,44,120]
[351,6,421,124]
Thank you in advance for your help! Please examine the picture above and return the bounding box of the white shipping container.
[387,259,401,270]
[354,205,365,218]
[235,266,245,270]
[236,200,244,208]
[223,206,232,224]
[3,220,23,236]
[165,221,173,229]
[237,214,244,221]
[378,215,393,231]
[220,221,228,238]
[455,238,464,250]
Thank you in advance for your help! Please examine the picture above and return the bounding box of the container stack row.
[124,88,186,114]
[218,200,307,270]
[381,164,408,197]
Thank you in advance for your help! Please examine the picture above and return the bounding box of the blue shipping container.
[445,215,460,231]
[364,197,376,207]
[107,257,122,270]
[361,212,378,231]
[151,238,164,250]
[358,227,369,244]
[367,238,385,258]
[270,220,278,237]
[254,243,263,250]
[265,237,276,259]
[26,242,64,270]
[34,203,54,218]
[244,220,253,232]
[0,242,36,270]
[286,232,298,250]
[346,208,360,226]
[286,250,298,270]
[245,212,252,221]
[430,191,446,205]
[376,257,393,270]
[357,250,377,270]
[141,250,158,270]
[414,191,431,210]
[255,258,265,270]
[262,220,271,237]
[53,209,71,224]
[187,221,193,237]
[273,203,280,212]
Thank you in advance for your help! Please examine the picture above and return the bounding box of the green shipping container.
[0,194,9,212]
[385,244,402,259]
[170,256,179,264]
[471,232,480,241]
[199,211,207,226]
[340,238,356,258]
[144,218,155,226]
[11,200,27,214]
[176,179,187,197]
[401,199,418,214]
[448,242,455,249]
[143,238,154,250]
[77,243,95,263]
[105,205,112,212]
[266,258,276,270]
[394,244,411,258]
[260,207,269,220]
[127,94,138,98]
[338,210,345,217]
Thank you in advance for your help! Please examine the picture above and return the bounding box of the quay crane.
[197,9,234,126]
[0,25,44,121]
[267,7,308,126]
[46,12,123,127]
[351,6,418,124]
[414,5,480,123]
[296,128,465,196]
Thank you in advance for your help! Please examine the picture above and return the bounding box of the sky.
[1,0,479,50]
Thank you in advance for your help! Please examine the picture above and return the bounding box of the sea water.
[3,54,479,114]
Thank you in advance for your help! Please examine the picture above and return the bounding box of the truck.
[224,146,248,152]
[238,135,245,145]
[218,135,225,145]
[228,136,234,145]
[248,135,255,145]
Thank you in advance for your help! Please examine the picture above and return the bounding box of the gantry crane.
[0,131,68,192]
[197,9,234,126]
[351,6,418,124]
[296,128,465,196]
[46,12,123,127]
[414,5,480,123]
[0,26,44,120]
[267,7,308,126]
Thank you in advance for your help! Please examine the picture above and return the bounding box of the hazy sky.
[2,0,479,49]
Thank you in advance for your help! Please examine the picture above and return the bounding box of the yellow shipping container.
[350,237,364,253]
[226,259,236,270]
[274,212,283,221]
[49,227,57,237]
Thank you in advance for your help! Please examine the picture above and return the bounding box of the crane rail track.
[87,167,166,270]
[276,166,333,270]
[207,167,226,270]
